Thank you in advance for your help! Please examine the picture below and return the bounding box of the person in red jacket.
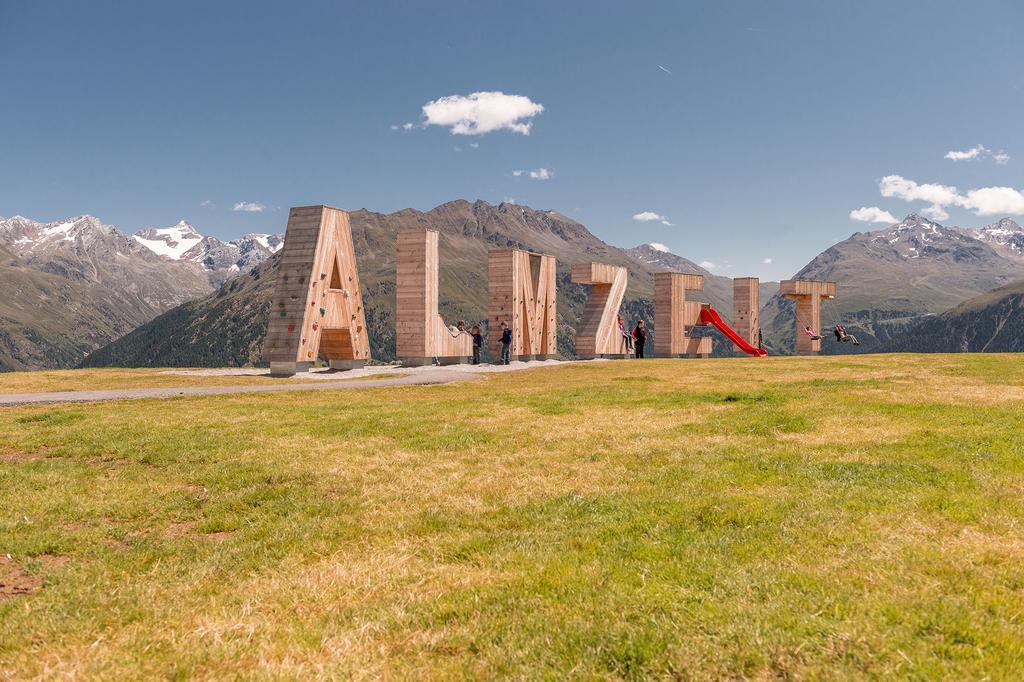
[632,320,647,359]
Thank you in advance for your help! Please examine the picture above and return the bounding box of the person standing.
[499,321,513,365]
[470,325,484,364]
[617,315,633,354]
[632,320,647,359]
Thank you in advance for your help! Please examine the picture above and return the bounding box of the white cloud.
[649,242,670,253]
[762,257,773,264]
[390,122,415,131]
[879,175,960,207]
[959,186,1024,216]
[945,144,986,161]
[421,91,544,136]
[233,201,266,213]
[453,146,462,152]
[200,199,214,208]
[921,204,950,222]
[699,261,717,271]
[512,168,552,180]
[502,196,516,204]
[945,144,1010,164]
[878,174,1024,218]
[632,211,674,226]
[849,206,897,224]
[469,143,479,148]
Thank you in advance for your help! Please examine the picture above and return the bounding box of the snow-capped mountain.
[964,217,1024,261]
[0,214,212,370]
[867,213,982,260]
[133,220,205,259]
[132,221,283,285]
[1,214,150,262]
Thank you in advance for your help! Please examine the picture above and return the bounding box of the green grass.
[2,353,1024,678]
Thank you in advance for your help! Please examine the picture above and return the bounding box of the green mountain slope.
[883,279,1024,353]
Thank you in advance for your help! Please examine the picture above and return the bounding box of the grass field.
[2,354,1024,678]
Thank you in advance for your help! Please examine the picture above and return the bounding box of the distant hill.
[0,215,212,370]
[84,201,765,368]
[760,213,1024,354]
[883,278,1024,353]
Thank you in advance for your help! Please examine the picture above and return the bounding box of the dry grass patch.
[0,556,41,600]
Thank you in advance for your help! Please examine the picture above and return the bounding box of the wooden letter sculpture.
[571,262,628,358]
[264,205,370,376]
[780,279,837,354]
[654,272,712,357]
[487,249,557,360]
[732,277,760,347]
[395,229,472,365]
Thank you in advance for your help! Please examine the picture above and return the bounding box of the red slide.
[698,305,768,357]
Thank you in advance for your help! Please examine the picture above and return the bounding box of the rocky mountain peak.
[867,213,972,260]
[133,221,204,259]
[132,220,284,285]
[965,216,1024,261]
[0,214,134,260]
[981,217,1022,234]
[626,243,711,276]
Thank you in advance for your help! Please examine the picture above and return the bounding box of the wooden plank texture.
[396,229,471,361]
[780,278,837,354]
[487,249,556,358]
[571,262,628,356]
[263,205,371,370]
[654,272,710,356]
[732,277,760,347]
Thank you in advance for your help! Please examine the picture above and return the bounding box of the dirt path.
[0,370,485,406]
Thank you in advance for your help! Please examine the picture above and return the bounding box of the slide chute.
[698,305,768,357]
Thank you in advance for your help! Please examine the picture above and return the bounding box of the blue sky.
[2,1,1022,279]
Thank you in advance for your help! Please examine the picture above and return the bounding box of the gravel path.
[0,359,589,407]
[0,369,485,406]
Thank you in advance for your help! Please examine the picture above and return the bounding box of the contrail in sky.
[657,64,673,75]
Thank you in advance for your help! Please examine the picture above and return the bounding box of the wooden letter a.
[264,205,371,376]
